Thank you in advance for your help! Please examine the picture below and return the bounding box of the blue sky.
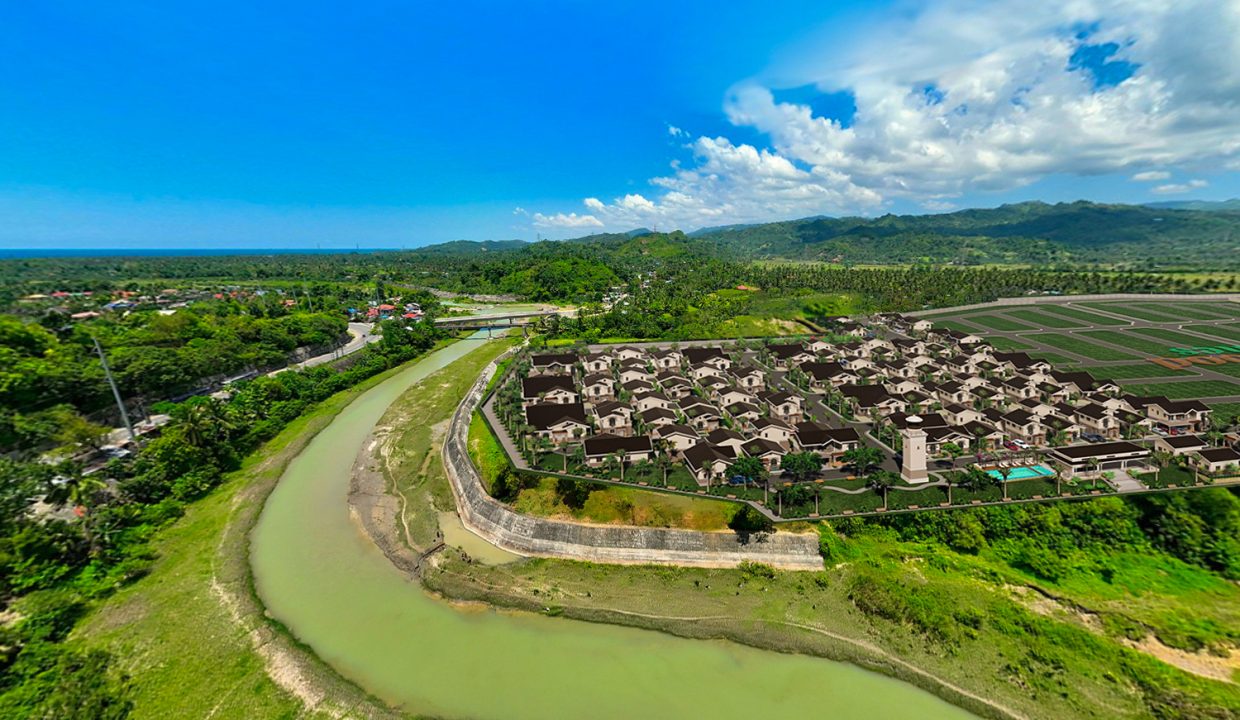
[2,1,1239,248]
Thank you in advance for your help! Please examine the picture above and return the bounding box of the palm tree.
[1084,457,1100,489]
[866,471,896,511]
[997,464,1013,501]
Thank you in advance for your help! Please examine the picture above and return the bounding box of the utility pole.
[93,337,136,445]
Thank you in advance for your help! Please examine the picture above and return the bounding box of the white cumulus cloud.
[531,0,1240,233]
[531,212,604,229]
[1150,179,1209,194]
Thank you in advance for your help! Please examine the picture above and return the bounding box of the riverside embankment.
[250,333,975,720]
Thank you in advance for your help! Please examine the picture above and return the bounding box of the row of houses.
[515,345,860,485]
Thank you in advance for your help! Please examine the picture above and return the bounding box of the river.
[250,334,974,720]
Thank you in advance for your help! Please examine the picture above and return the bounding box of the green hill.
[691,200,1240,267]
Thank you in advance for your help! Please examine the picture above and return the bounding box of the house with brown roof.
[525,403,589,445]
[522,375,579,406]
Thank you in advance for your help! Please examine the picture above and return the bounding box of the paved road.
[272,321,379,375]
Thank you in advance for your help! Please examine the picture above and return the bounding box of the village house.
[1193,447,1240,475]
[524,403,589,445]
[583,434,653,467]
[591,401,634,437]
[529,352,577,376]
[654,424,700,455]
[581,373,616,403]
[522,375,579,406]
[1154,434,1209,456]
[742,437,785,471]
[683,442,735,486]
[582,352,611,374]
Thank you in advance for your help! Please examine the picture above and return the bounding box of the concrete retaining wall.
[441,347,824,570]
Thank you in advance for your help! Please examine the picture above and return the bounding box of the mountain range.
[419,200,1240,269]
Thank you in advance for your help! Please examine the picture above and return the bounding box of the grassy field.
[75,360,426,720]
[1080,303,1183,323]
[933,319,984,334]
[1131,326,1236,347]
[1184,324,1240,343]
[1210,402,1240,422]
[1082,329,1183,355]
[1120,379,1240,399]
[1130,302,1228,321]
[1024,350,1075,365]
[967,313,1036,332]
[1004,308,1088,329]
[1080,363,1199,380]
[1034,304,1130,326]
[1181,302,1240,316]
[985,335,1033,351]
[1025,332,1137,361]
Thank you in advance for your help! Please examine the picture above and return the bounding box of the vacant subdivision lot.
[922,295,1240,411]
[1079,302,1184,323]
[1027,332,1138,361]
[1032,303,1129,326]
[967,313,1036,332]
[1188,323,1240,342]
[1079,363,1198,379]
[1121,379,1240,400]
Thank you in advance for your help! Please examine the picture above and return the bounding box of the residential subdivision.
[485,312,1239,519]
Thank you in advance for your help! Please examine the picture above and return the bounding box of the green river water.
[250,335,974,720]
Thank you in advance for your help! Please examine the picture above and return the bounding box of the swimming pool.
[986,464,1056,481]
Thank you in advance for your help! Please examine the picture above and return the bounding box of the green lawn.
[1131,303,1228,321]
[968,313,1037,332]
[1207,364,1240,379]
[1134,464,1197,489]
[1177,302,1240,319]
[1026,351,1075,365]
[1025,333,1137,361]
[985,335,1034,351]
[1005,308,1089,329]
[1034,304,1130,326]
[1080,330,1173,356]
[1080,302,1183,323]
[1183,324,1240,343]
[1081,363,1199,380]
[934,319,985,334]
[1120,379,1240,399]
[1210,401,1240,423]
[1131,327,1238,348]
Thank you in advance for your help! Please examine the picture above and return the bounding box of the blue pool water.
[986,464,1055,481]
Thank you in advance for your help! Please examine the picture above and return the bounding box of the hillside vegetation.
[693,201,1240,268]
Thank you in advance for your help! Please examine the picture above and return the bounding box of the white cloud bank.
[529,0,1240,232]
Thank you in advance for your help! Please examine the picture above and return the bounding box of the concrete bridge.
[434,309,569,331]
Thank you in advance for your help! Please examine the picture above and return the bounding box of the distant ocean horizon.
[0,247,398,259]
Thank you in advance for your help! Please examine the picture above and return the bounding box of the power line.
[92,336,135,445]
